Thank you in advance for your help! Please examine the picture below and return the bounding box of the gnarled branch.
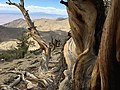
[6,0,50,72]
[60,0,68,7]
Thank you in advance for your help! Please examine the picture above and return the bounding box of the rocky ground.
[0,18,69,89]
[0,46,66,89]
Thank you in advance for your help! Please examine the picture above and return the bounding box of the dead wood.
[6,0,51,73]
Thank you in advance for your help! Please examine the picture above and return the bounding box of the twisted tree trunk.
[91,0,120,90]
[61,0,120,90]
[6,0,120,89]
[6,0,50,73]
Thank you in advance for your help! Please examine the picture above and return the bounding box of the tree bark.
[62,0,120,90]
[6,0,50,73]
[91,0,120,90]
[6,0,120,89]
[66,0,101,90]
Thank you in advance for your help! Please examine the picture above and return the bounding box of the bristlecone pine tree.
[6,0,51,73]
[5,0,120,90]
[60,0,120,90]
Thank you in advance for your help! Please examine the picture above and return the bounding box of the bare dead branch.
[9,75,21,87]
[60,0,68,6]
[6,0,51,74]
[0,85,12,90]
[25,72,39,81]
[25,79,37,89]
[20,0,24,7]
[6,0,19,8]
[6,0,49,52]
[0,75,21,90]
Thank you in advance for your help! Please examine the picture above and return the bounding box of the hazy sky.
[0,0,67,15]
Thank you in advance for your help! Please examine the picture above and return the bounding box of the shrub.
[0,32,33,61]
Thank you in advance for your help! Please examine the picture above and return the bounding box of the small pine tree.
[0,32,35,60]
[15,32,30,58]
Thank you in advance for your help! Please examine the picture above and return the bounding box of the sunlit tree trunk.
[61,0,120,90]
[6,0,120,89]
[6,0,50,73]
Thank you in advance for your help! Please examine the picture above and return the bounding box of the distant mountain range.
[0,12,67,25]
[0,18,70,41]
[0,18,70,50]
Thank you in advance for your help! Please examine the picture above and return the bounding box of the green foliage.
[15,33,30,58]
[0,50,18,61]
[0,32,34,61]
[30,49,43,55]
